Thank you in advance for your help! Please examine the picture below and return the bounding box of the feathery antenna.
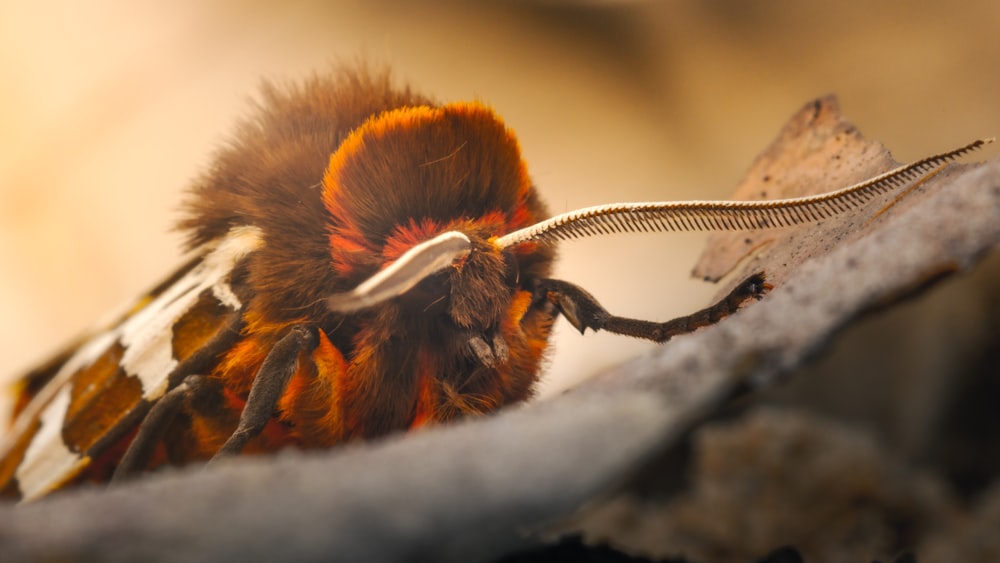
[494,138,993,249]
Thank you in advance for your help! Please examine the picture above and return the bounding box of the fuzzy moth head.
[322,102,551,331]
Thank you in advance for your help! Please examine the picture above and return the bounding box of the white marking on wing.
[212,281,242,310]
[2,226,263,499]
[120,225,262,398]
[0,330,117,466]
[14,388,86,501]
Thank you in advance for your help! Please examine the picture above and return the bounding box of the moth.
[0,66,988,502]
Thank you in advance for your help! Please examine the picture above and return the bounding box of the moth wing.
[0,226,262,500]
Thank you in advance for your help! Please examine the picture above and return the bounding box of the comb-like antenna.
[495,138,992,249]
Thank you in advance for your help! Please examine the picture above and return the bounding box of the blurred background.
[1,0,998,406]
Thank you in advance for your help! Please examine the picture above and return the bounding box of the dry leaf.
[693,96,965,293]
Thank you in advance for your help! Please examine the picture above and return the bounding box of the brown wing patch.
[8,259,204,424]
[62,342,143,454]
[171,289,233,362]
[75,288,242,466]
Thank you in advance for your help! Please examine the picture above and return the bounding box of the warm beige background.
[1,1,998,407]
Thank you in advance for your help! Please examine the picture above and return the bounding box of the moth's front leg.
[211,326,318,460]
[539,273,770,343]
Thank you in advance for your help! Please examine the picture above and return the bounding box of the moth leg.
[112,375,203,485]
[212,326,317,460]
[540,272,770,343]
